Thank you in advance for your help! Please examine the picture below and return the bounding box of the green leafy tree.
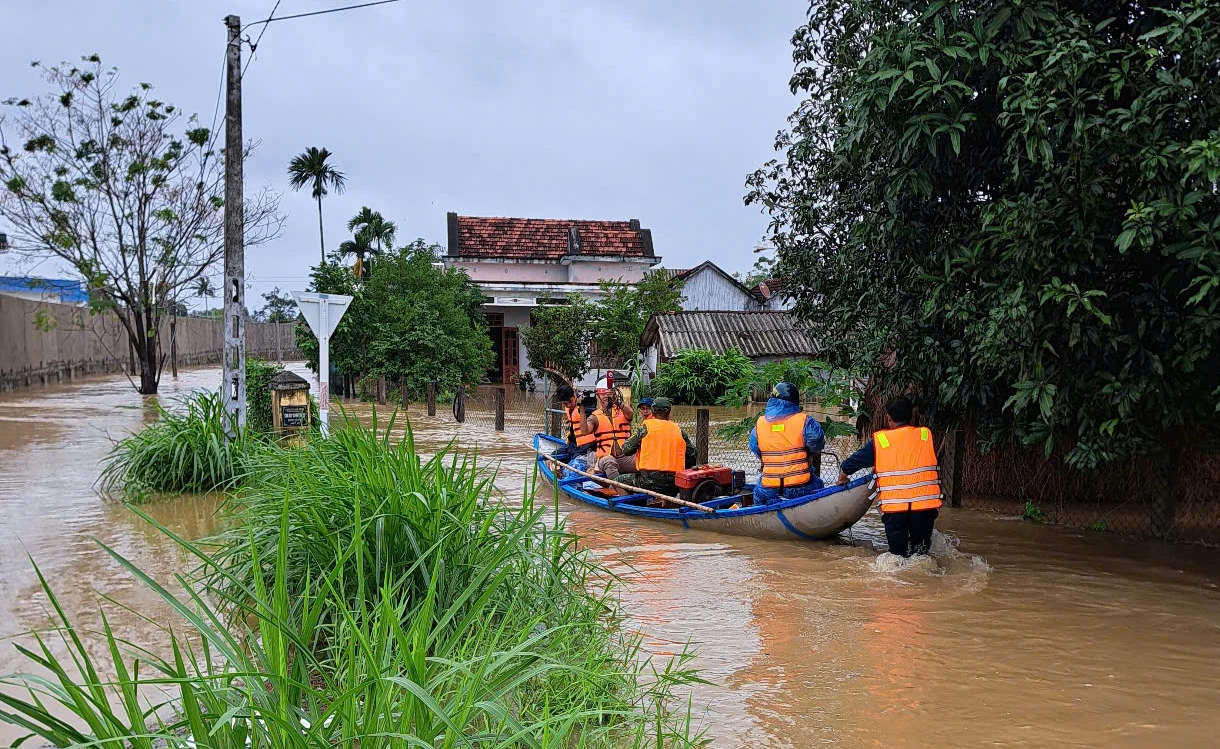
[651,348,753,406]
[256,286,297,323]
[288,146,346,265]
[521,294,597,384]
[747,2,1220,489]
[296,242,491,399]
[363,241,493,397]
[0,56,283,394]
[194,276,216,315]
[592,270,684,366]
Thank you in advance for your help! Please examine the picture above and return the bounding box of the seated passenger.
[616,398,697,497]
[749,382,826,504]
[557,384,596,461]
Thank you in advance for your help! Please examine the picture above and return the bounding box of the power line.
[241,0,282,80]
[243,0,402,28]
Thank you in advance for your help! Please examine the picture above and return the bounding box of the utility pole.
[222,14,246,438]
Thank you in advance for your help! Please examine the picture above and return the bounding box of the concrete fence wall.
[0,294,302,390]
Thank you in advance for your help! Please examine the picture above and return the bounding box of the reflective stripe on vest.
[636,419,686,473]
[567,404,596,447]
[873,426,942,512]
[756,412,812,489]
[592,408,632,458]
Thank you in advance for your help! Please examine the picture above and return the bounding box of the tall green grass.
[10,418,708,747]
[100,391,255,500]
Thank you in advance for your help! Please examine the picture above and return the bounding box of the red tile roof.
[447,213,654,260]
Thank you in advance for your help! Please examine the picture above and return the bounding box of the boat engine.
[675,465,746,504]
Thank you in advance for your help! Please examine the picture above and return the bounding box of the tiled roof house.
[443,213,661,385]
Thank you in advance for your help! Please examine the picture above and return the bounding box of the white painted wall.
[679,266,755,311]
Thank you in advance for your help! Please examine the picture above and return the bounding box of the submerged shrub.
[7,420,708,748]
[652,347,754,406]
[100,391,256,500]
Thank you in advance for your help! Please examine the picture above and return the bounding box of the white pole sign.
[292,291,352,436]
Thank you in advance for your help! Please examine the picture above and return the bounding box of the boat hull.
[534,433,874,541]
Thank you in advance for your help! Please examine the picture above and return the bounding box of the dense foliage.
[297,241,493,399]
[718,359,863,440]
[591,270,684,366]
[13,422,705,748]
[748,1,1220,467]
[652,348,754,406]
[520,294,598,384]
[0,56,283,393]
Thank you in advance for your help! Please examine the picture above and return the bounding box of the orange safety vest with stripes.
[756,412,813,489]
[567,403,595,448]
[872,426,943,513]
[636,419,687,473]
[592,407,632,459]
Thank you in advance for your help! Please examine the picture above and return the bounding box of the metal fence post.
[696,408,710,465]
[427,381,437,416]
[495,387,506,431]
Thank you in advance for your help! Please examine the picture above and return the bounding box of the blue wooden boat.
[534,433,875,541]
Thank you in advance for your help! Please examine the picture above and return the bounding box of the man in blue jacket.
[749,382,826,504]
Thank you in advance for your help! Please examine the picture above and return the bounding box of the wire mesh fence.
[948,428,1220,546]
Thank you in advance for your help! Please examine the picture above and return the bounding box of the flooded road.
[2,365,1219,748]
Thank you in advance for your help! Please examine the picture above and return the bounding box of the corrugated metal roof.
[641,311,817,360]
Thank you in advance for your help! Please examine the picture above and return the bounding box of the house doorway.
[483,313,519,385]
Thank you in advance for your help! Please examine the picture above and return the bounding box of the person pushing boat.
[749,382,826,504]
[836,397,942,557]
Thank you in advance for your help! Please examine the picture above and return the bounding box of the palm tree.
[347,207,397,254]
[337,229,376,279]
[287,147,347,265]
[194,276,216,315]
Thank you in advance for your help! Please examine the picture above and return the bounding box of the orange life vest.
[872,426,942,512]
[636,419,687,473]
[567,403,595,448]
[756,412,812,489]
[592,407,632,458]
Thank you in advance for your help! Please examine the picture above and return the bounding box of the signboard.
[292,291,353,437]
[280,405,308,428]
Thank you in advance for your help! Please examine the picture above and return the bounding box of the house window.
[485,312,504,327]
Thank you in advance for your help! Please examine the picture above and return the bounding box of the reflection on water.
[2,365,1219,748]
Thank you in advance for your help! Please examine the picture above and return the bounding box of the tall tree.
[194,276,216,314]
[747,4,1220,486]
[0,56,283,394]
[287,146,345,265]
[521,294,598,385]
[347,206,396,254]
[337,229,375,279]
[591,270,684,366]
[256,286,297,323]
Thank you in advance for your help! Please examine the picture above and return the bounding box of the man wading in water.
[838,397,943,557]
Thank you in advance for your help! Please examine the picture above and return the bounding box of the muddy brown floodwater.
[2,365,1219,748]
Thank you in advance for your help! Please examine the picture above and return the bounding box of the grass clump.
[100,390,255,500]
[20,418,708,748]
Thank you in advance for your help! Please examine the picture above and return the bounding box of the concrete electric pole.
[222,14,246,438]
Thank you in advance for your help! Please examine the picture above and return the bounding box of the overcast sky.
[1,0,805,309]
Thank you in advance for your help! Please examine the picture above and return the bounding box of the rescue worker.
[589,385,633,462]
[558,384,595,458]
[749,382,825,504]
[836,397,942,557]
[616,398,697,496]
[596,396,654,478]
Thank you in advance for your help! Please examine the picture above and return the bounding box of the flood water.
[2,365,1219,748]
